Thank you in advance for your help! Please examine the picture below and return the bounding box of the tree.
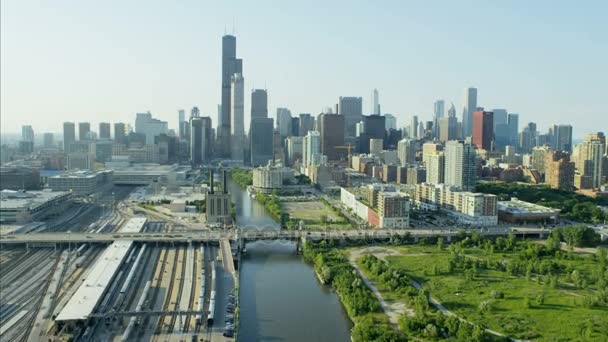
[478,300,492,315]
[437,237,445,251]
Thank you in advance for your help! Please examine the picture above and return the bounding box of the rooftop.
[55,217,146,322]
[498,198,560,215]
[50,169,112,179]
[0,190,71,209]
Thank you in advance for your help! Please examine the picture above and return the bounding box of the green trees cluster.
[475,182,607,223]
[230,168,253,188]
[185,199,205,212]
[554,225,602,247]
[303,244,380,318]
[256,192,281,221]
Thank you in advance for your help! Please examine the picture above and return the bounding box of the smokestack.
[210,169,214,194]
[223,170,228,194]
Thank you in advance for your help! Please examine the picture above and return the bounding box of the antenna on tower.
[224,25,227,35]
[232,17,236,35]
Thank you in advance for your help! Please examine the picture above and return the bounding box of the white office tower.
[135,111,168,145]
[397,138,416,166]
[409,116,418,138]
[302,130,321,167]
[384,114,397,130]
[372,88,380,114]
[444,140,477,191]
[276,108,293,137]
[230,73,245,161]
[462,87,478,137]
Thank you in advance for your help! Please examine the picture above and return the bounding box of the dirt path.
[348,247,415,328]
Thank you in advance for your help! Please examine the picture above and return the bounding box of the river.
[228,177,352,342]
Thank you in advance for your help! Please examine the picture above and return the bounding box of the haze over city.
[1,2,608,342]
[1,0,607,137]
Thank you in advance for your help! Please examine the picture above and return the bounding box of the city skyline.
[2,1,607,138]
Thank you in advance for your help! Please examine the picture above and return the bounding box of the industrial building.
[47,170,113,196]
[0,189,72,224]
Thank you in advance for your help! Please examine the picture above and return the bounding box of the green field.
[356,242,608,341]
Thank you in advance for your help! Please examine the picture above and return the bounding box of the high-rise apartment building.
[63,122,76,152]
[338,96,363,137]
[99,122,111,140]
[42,133,54,148]
[21,125,34,142]
[425,151,445,185]
[220,35,243,157]
[472,110,494,151]
[462,87,477,137]
[78,122,91,140]
[409,116,419,139]
[230,73,245,161]
[444,140,477,191]
[250,118,274,167]
[545,150,575,191]
[251,89,268,120]
[576,132,606,188]
[507,113,519,148]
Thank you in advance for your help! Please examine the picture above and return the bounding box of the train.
[195,245,206,325]
[207,261,217,324]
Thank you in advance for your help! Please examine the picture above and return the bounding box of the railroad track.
[202,245,214,342]
[155,246,178,336]
[168,246,186,334]
[184,243,198,333]
[0,250,52,289]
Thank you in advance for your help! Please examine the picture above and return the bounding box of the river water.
[228,177,352,342]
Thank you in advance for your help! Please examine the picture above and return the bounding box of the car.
[223,330,234,337]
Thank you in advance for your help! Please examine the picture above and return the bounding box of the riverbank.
[302,242,401,341]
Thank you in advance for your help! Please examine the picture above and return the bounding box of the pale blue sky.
[1,0,606,138]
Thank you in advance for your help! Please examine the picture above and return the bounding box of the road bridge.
[0,227,551,246]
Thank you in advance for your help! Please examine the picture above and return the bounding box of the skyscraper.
[303,130,321,167]
[338,96,363,137]
[552,124,573,153]
[445,140,477,191]
[220,35,243,157]
[43,132,54,148]
[251,89,268,120]
[298,113,314,137]
[545,150,575,191]
[359,115,385,154]
[425,151,445,185]
[135,112,168,145]
[178,109,186,139]
[409,116,418,138]
[21,125,34,142]
[99,122,111,140]
[576,132,606,188]
[190,116,212,165]
[318,113,345,161]
[372,89,380,115]
[472,110,494,151]
[78,122,91,140]
[250,118,274,166]
[230,73,245,161]
[397,139,416,166]
[434,100,445,119]
[276,108,292,137]
[462,87,478,137]
[63,122,75,152]
[507,113,519,148]
[384,114,397,131]
[114,122,127,145]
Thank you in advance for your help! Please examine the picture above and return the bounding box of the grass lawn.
[377,245,608,341]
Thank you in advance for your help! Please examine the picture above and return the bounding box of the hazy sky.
[1,0,607,138]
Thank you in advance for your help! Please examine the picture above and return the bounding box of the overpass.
[0,227,551,246]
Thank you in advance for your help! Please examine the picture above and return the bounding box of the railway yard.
[0,187,237,342]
